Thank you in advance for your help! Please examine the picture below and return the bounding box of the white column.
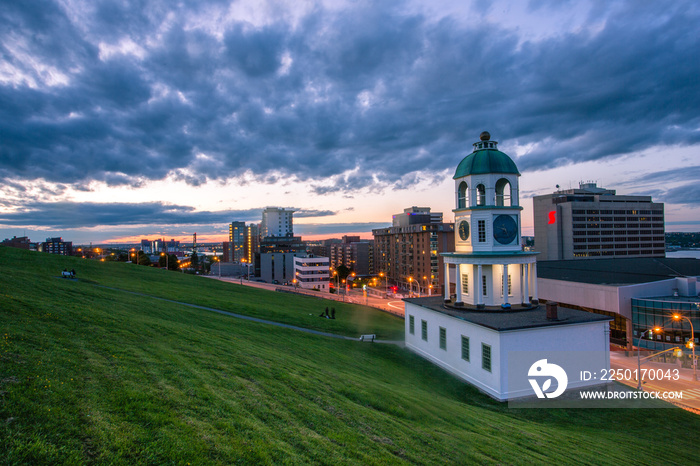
[519,263,525,304]
[532,261,539,303]
[456,263,463,304]
[477,264,484,307]
[443,262,450,302]
[523,263,530,305]
[502,264,509,306]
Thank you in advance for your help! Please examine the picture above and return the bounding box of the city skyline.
[1,0,699,244]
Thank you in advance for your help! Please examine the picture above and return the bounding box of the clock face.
[493,215,517,244]
[458,220,470,241]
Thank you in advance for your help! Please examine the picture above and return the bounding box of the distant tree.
[117,253,128,262]
[336,265,351,281]
[168,254,179,270]
[137,252,151,266]
[158,254,167,268]
[190,252,199,269]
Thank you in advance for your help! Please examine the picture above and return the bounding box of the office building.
[533,182,665,261]
[294,256,330,290]
[1,236,31,250]
[392,206,443,227]
[373,207,454,296]
[537,257,700,349]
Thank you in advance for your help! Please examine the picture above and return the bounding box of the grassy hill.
[1,246,699,464]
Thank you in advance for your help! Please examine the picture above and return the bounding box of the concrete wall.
[260,252,305,283]
[538,278,622,314]
[538,277,684,320]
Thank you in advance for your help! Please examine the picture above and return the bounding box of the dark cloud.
[293,209,336,218]
[658,183,700,206]
[0,201,241,228]
[294,222,390,236]
[637,166,700,184]
[0,200,338,229]
[0,0,698,194]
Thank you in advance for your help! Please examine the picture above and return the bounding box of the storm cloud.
[1,0,698,195]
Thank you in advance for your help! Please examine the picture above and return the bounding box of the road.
[204,276,406,317]
[610,351,700,412]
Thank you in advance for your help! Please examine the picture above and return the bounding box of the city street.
[204,276,406,317]
[610,351,700,412]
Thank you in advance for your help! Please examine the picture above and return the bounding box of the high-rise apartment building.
[373,208,454,296]
[228,221,246,262]
[261,207,294,238]
[533,182,665,260]
[38,237,72,256]
[330,236,373,276]
[245,224,260,266]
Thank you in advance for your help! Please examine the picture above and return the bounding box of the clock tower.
[442,132,538,309]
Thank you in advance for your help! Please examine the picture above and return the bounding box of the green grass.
[12,248,404,341]
[1,246,699,464]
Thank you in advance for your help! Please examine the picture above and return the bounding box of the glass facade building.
[632,296,699,351]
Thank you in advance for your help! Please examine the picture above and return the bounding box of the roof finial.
[480,131,491,141]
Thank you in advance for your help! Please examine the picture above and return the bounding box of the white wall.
[405,301,610,401]
[405,302,503,398]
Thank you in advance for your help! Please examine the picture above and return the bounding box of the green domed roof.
[453,135,520,179]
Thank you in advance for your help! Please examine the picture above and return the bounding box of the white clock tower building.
[442,131,538,309]
[403,132,612,401]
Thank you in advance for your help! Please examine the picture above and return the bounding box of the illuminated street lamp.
[637,327,661,390]
[241,258,252,280]
[408,276,413,298]
[160,252,169,270]
[379,272,388,297]
[673,313,697,381]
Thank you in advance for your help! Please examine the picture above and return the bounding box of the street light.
[673,313,697,381]
[379,272,388,297]
[161,252,169,270]
[637,327,661,390]
[408,276,413,298]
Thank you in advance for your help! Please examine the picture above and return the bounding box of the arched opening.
[495,178,511,206]
[476,184,486,206]
[458,181,468,209]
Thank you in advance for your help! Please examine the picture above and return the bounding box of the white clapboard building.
[404,132,612,401]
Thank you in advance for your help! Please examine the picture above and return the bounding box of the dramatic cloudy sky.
[1,0,699,244]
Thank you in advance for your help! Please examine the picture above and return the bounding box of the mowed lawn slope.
[1,247,699,465]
